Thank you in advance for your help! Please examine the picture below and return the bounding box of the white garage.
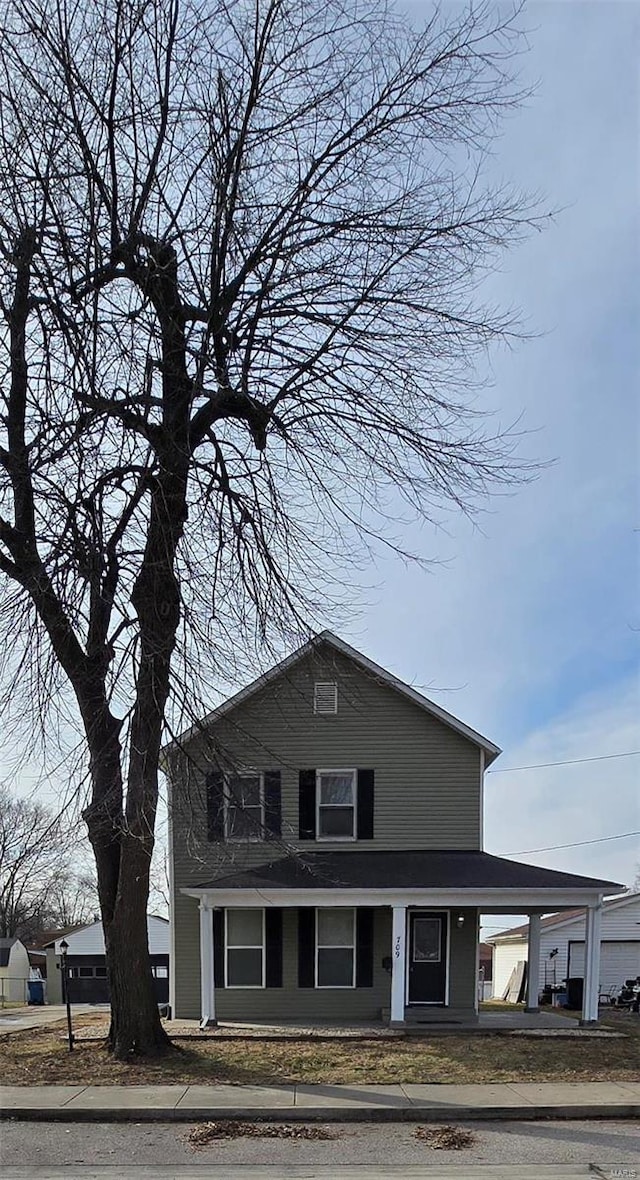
[488,892,640,1002]
[567,940,640,989]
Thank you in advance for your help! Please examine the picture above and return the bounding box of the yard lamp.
[59,939,74,1052]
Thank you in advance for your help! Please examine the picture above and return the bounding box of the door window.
[412,917,441,963]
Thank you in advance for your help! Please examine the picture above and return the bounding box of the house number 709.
[394,936,402,958]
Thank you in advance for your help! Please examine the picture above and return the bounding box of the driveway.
[0,1005,108,1034]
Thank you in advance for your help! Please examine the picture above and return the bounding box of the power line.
[487,750,640,774]
[501,830,640,856]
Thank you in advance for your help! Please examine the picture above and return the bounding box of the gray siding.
[173,897,478,1021]
[169,644,482,890]
[169,643,484,1020]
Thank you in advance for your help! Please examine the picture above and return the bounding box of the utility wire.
[501,830,640,856]
[487,750,640,773]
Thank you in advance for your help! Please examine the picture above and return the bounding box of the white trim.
[315,907,356,989]
[223,772,265,843]
[166,769,176,1018]
[224,907,266,989]
[315,768,357,842]
[526,914,542,1011]
[183,886,613,910]
[479,749,485,849]
[199,901,215,1025]
[582,900,603,1023]
[473,911,481,1014]
[391,905,407,1022]
[161,631,502,764]
[406,909,449,1006]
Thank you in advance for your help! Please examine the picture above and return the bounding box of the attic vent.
[314,681,338,715]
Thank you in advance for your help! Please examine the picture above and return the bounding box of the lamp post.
[59,939,74,1052]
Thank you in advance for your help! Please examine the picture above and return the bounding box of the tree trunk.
[83,708,171,1058]
[104,874,169,1057]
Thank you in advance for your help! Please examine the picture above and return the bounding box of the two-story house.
[163,633,623,1028]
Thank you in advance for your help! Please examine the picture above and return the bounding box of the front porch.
[164,1007,617,1039]
[180,848,622,1032]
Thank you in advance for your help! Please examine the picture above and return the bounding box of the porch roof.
[187,849,623,896]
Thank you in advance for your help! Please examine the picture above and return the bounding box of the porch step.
[404,1008,477,1025]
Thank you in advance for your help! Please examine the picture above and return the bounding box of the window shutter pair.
[206,770,282,841]
[212,909,283,988]
[298,769,374,840]
[297,908,374,987]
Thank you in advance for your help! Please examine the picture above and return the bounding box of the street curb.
[1,1103,639,1123]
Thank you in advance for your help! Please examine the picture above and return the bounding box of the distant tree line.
[0,788,98,942]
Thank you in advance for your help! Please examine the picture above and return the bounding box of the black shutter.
[356,769,374,840]
[265,908,283,987]
[297,907,316,987]
[356,908,374,987]
[213,909,225,989]
[206,771,225,841]
[264,771,282,838]
[298,770,316,840]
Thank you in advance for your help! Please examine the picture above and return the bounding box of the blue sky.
[335,0,639,907]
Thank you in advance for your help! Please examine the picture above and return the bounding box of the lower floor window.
[316,907,355,987]
[225,908,265,987]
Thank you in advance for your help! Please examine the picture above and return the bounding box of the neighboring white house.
[488,892,640,1000]
[45,915,170,1004]
[0,937,31,1003]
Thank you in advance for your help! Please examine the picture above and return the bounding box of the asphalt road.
[0,1118,638,1175]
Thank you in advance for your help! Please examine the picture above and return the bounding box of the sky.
[340,0,639,930]
[2,2,638,933]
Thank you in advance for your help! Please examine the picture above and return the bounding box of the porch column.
[199,900,216,1028]
[581,900,602,1025]
[390,904,407,1025]
[525,914,541,1013]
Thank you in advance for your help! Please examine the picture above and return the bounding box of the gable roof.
[0,937,22,967]
[162,631,502,765]
[42,914,169,951]
[486,891,638,943]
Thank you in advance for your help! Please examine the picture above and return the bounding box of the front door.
[408,911,448,1004]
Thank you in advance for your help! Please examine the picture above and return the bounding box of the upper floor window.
[316,769,356,839]
[224,773,264,841]
[314,681,338,714]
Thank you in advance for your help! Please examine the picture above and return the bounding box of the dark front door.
[408,911,448,1004]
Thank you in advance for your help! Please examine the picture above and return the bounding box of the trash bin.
[27,980,45,1006]
[566,977,584,1010]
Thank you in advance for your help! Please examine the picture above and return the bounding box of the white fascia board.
[162,630,501,763]
[181,886,607,910]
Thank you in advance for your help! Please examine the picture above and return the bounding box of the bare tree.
[0,788,96,940]
[42,869,99,933]
[0,0,540,1056]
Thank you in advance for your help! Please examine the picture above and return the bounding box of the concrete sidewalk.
[1,1081,639,1122]
[0,1005,108,1034]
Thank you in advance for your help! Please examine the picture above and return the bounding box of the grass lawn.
[0,1010,638,1087]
